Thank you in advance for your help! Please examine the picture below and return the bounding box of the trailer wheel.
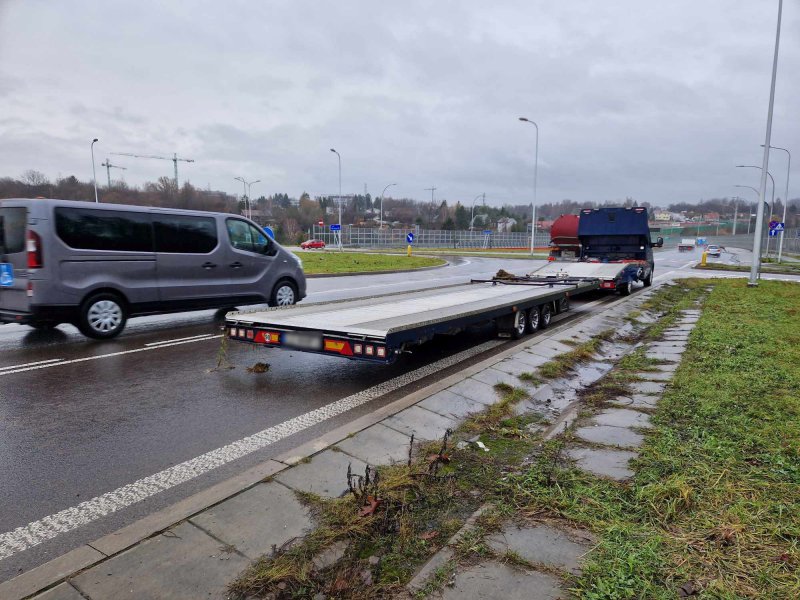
[558,297,570,313]
[539,304,552,329]
[527,307,540,333]
[618,281,633,296]
[643,270,653,287]
[512,310,527,339]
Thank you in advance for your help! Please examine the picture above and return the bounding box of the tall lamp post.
[470,193,484,231]
[90,138,99,203]
[330,149,342,229]
[246,179,260,220]
[737,165,776,256]
[735,185,767,236]
[379,183,396,231]
[763,145,791,262]
[234,176,248,217]
[749,0,783,286]
[518,117,539,254]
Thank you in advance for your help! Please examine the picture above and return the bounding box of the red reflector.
[246,330,254,340]
[27,281,33,298]
[324,339,353,356]
[27,230,43,269]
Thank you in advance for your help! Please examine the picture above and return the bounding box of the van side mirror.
[652,237,663,248]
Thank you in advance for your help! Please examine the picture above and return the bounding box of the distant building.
[496,217,517,232]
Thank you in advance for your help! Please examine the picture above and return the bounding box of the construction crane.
[99,158,127,188]
[110,152,195,187]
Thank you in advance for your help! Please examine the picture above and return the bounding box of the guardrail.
[310,226,549,249]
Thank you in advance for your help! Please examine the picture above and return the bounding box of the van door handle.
[229,261,243,269]
[202,262,217,269]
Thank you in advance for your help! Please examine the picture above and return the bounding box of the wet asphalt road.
[0,248,770,581]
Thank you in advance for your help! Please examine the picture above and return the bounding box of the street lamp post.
[764,145,791,262]
[518,118,539,254]
[234,176,248,217]
[246,179,260,220]
[737,165,776,256]
[379,183,396,232]
[330,149,342,249]
[735,185,767,238]
[470,193,484,231]
[749,0,783,286]
[90,138,99,203]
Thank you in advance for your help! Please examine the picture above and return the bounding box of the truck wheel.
[526,307,540,333]
[618,281,633,296]
[539,304,552,329]
[643,270,653,287]
[558,297,570,313]
[77,293,127,339]
[270,280,297,307]
[512,310,527,339]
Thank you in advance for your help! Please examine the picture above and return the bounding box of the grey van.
[0,199,306,339]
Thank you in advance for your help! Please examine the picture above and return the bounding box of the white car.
[706,244,722,258]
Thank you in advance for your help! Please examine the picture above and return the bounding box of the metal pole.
[330,149,342,248]
[172,153,179,188]
[737,165,776,257]
[732,198,738,235]
[735,185,760,236]
[470,193,483,231]
[749,0,783,286]
[105,159,111,188]
[90,139,99,203]
[519,118,539,254]
[380,183,396,231]
[765,145,791,262]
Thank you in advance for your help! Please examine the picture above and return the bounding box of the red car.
[300,239,326,250]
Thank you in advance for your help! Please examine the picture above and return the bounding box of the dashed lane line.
[0,338,503,561]
[0,358,64,372]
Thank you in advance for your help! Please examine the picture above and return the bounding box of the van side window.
[226,219,276,256]
[0,207,27,254]
[55,207,153,252]
[154,215,217,253]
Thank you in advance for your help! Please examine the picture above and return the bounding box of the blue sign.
[263,226,275,239]
[483,230,492,235]
[330,224,341,232]
[772,222,785,231]
[406,232,414,244]
[768,220,778,229]
[0,263,13,287]
[769,229,778,237]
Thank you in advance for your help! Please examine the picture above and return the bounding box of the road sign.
[773,222,785,231]
[769,220,778,229]
[318,220,324,227]
[769,229,778,237]
[0,263,13,287]
[330,224,341,232]
[406,232,414,244]
[482,230,492,235]
[263,226,275,239]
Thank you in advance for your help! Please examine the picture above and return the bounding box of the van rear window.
[55,207,153,252]
[0,207,27,254]
[154,215,217,253]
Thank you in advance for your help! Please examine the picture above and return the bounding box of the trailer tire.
[527,307,540,333]
[512,310,527,339]
[618,281,633,296]
[558,296,570,313]
[539,304,552,329]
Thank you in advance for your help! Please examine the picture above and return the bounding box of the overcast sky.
[1,1,798,207]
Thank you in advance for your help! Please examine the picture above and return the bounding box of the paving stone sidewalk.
[12,288,676,600]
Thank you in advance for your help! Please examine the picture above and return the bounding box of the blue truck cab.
[578,207,664,295]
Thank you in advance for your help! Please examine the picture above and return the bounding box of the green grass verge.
[694,262,800,275]
[516,278,800,598]
[295,252,446,274]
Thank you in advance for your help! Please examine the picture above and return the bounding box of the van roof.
[0,198,239,219]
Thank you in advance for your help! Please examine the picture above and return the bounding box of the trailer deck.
[226,278,599,363]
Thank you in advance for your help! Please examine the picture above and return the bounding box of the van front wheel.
[78,293,127,339]
[270,281,298,307]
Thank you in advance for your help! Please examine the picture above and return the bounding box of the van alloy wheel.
[88,300,123,333]
[274,284,296,306]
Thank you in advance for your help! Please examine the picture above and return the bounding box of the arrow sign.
[769,229,778,237]
[406,232,414,244]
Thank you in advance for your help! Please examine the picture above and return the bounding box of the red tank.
[548,214,580,261]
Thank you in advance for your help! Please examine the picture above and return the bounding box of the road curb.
[0,287,654,600]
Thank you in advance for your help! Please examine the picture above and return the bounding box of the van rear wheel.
[270,280,298,307]
[78,293,127,339]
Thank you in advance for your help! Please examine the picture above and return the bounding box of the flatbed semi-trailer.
[225,276,599,364]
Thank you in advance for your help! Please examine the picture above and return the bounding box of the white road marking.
[0,358,63,372]
[144,333,217,347]
[0,338,504,561]
[654,270,676,281]
[0,336,222,377]
[679,260,695,269]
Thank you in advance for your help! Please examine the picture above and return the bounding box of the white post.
[91,139,99,203]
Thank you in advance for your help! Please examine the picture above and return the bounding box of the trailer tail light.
[601,281,616,289]
[27,281,34,297]
[353,343,363,354]
[324,339,353,356]
[27,230,43,269]
[376,347,387,359]
[246,329,254,340]
[254,330,280,344]
[365,345,375,356]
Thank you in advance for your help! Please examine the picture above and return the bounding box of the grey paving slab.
[611,394,659,410]
[418,389,489,422]
[644,351,684,363]
[438,562,564,600]
[446,377,500,406]
[630,381,667,395]
[471,366,522,387]
[636,370,673,381]
[649,341,688,350]
[486,524,593,575]
[511,350,551,368]
[493,357,540,377]
[526,338,574,358]
[652,362,680,373]
[275,449,368,498]
[72,522,248,600]
[575,424,644,448]
[33,584,85,600]
[567,447,637,480]
[382,405,457,441]
[593,408,653,429]
[335,422,411,465]
[565,362,612,388]
[190,482,312,559]
[669,325,696,332]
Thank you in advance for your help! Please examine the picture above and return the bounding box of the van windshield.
[0,207,26,255]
